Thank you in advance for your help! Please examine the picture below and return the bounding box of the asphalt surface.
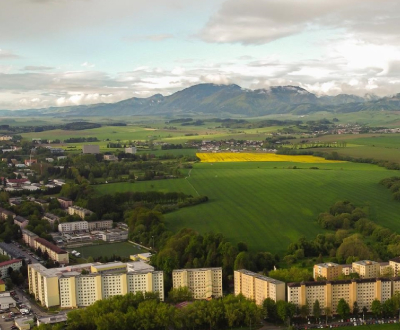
[3,242,39,264]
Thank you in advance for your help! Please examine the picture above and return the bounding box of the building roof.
[235,269,284,285]
[37,314,68,324]
[390,257,400,263]
[57,197,72,202]
[0,259,22,267]
[14,216,28,223]
[22,229,38,238]
[34,237,67,254]
[352,260,378,266]
[172,267,222,273]
[7,179,28,184]
[315,262,339,268]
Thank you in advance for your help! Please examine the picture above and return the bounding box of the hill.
[1,83,399,117]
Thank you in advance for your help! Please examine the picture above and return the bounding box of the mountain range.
[1,84,400,118]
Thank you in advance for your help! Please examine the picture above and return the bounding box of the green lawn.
[72,242,144,259]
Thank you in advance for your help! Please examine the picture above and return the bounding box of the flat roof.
[315,262,339,268]
[352,260,378,266]
[172,267,222,273]
[236,269,284,285]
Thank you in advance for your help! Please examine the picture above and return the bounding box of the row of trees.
[38,292,262,330]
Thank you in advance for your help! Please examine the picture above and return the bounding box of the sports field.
[72,242,144,259]
[95,161,400,254]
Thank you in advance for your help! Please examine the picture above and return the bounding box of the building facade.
[0,259,22,279]
[28,261,163,308]
[88,220,113,231]
[82,145,100,154]
[58,221,89,233]
[14,216,29,228]
[57,197,73,209]
[288,278,394,314]
[67,206,93,219]
[352,260,380,278]
[172,267,222,299]
[234,269,285,305]
[22,229,39,248]
[313,263,343,281]
[34,237,69,264]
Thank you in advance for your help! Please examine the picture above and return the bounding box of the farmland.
[196,153,345,163]
[95,161,400,254]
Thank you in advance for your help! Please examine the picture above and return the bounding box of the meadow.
[72,241,144,259]
[95,161,400,254]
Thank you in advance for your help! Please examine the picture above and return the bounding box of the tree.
[371,299,382,317]
[300,304,309,320]
[324,307,331,325]
[337,298,350,319]
[353,301,359,316]
[263,297,277,321]
[167,287,193,304]
[313,300,321,320]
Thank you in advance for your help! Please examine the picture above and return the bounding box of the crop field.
[196,153,345,163]
[162,161,400,253]
[72,242,144,259]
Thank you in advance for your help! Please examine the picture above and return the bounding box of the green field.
[72,242,144,259]
[95,161,400,254]
[336,323,400,330]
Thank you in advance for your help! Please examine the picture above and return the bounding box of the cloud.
[81,62,95,68]
[22,66,54,71]
[0,49,20,59]
[124,34,174,42]
[199,0,400,45]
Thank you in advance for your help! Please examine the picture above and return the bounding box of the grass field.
[95,161,400,254]
[336,323,400,330]
[72,242,144,259]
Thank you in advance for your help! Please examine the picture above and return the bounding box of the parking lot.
[2,242,39,264]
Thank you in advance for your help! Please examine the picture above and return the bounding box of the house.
[14,216,29,229]
[35,199,49,209]
[0,135,12,141]
[103,154,118,161]
[14,316,35,330]
[68,206,93,219]
[125,146,137,154]
[57,197,73,209]
[0,296,16,310]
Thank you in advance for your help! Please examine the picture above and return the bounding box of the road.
[3,242,39,265]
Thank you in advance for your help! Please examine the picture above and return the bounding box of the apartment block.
[57,197,73,209]
[14,216,29,229]
[88,220,113,231]
[389,257,400,276]
[313,263,343,281]
[28,261,163,308]
[172,267,222,299]
[234,269,285,305]
[0,259,22,279]
[67,206,93,219]
[288,278,393,314]
[22,229,39,248]
[34,237,69,264]
[58,221,89,233]
[43,213,60,227]
[0,207,15,220]
[352,260,380,278]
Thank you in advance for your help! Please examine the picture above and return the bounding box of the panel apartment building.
[28,261,164,308]
[172,267,222,299]
[288,278,393,313]
[234,269,285,305]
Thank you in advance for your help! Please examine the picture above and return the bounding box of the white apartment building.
[172,267,222,299]
[29,261,163,308]
[58,221,89,233]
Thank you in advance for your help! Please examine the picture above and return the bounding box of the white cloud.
[0,49,20,59]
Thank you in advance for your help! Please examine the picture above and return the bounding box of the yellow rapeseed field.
[196,153,345,163]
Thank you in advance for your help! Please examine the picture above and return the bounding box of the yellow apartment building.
[28,261,164,308]
[33,237,69,264]
[313,263,343,281]
[172,267,222,299]
[352,260,380,278]
[288,278,393,314]
[234,269,285,305]
[389,257,400,276]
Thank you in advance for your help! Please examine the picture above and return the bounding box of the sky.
[1,0,400,110]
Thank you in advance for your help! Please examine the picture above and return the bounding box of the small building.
[0,279,5,292]
[0,135,12,141]
[0,295,16,310]
[130,253,152,262]
[14,316,35,330]
[82,145,100,154]
[35,199,49,209]
[37,314,68,326]
[125,146,137,154]
[57,196,73,209]
[14,216,29,229]
[103,154,118,161]
[24,158,37,166]
[99,229,128,242]
[58,221,89,233]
